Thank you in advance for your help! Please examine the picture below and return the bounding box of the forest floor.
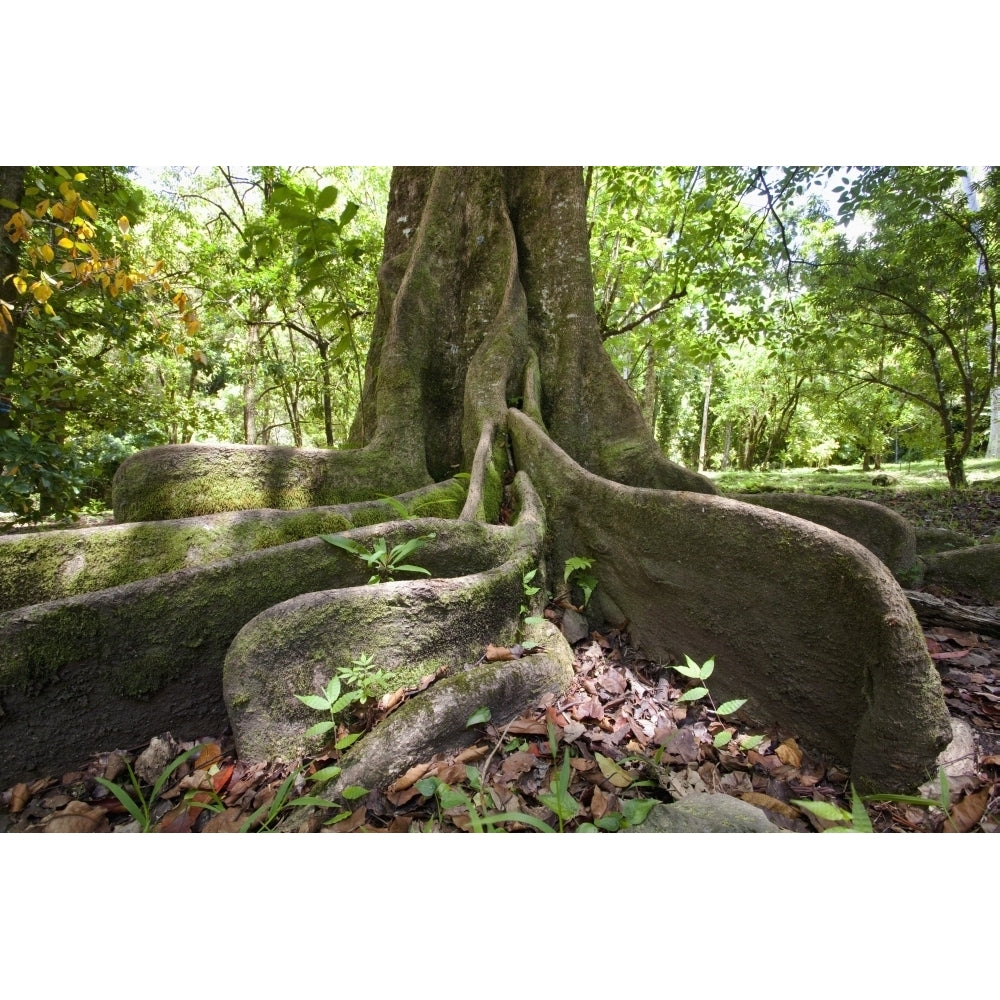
[2,483,999,833]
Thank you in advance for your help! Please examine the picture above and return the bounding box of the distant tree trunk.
[641,341,659,432]
[720,421,732,470]
[988,386,1000,459]
[698,363,713,472]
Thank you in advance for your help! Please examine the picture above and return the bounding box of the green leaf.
[414,776,440,797]
[296,693,331,712]
[523,615,545,626]
[316,184,339,212]
[93,776,146,827]
[715,698,746,716]
[393,564,431,576]
[323,676,342,704]
[677,686,709,702]
[739,735,765,751]
[308,765,343,783]
[850,786,874,833]
[339,201,359,227]
[304,720,336,738]
[320,534,364,556]
[595,814,622,831]
[672,661,703,679]
[621,798,656,827]
[334,732,362,750]
[564,556,593,582]
[342,785,368,800]
[466,705,492,727]
[438,786,471,811]
[791,799,851,823]
[149,745,203,802]
[713,730,733,748]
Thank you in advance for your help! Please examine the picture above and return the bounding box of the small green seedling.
[296,675,363,750]
[239,765,366,832]
[321,532,436,584]
[563,556,597,608]
[336,652,389,706]
[520,568,544,628]
[95,744,204,832]
[671,655,764,751]
[538,749,580,832]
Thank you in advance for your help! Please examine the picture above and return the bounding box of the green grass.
[707,457,1000,496]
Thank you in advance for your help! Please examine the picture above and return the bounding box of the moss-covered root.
[223,470,550,764]
[111,441,433,522]
[735,492,919,581]
[0,480,466,614]
[282,620,574,829]
[509,408,952,794]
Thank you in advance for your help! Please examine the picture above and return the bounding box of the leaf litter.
[3,602,999,833]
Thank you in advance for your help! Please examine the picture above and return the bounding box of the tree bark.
[905,589,1000,638]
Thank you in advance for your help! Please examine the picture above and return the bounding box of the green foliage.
[335,652,390,707]
[519,567,544,630]
[465,705,492,728]
[563,556,597,608]
[671,655,764,751]
[792,768,953,832]
[295,674,364,749]
[239,764,361,832]
[94,744,203,832]
[320,531,435,584]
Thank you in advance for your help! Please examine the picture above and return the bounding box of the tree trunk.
[698,362,713,472]
[987,386,1000,459]
[84,167,955,796]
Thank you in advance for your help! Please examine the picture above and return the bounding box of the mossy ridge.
[111,442,437,523]
[0,480,466,613]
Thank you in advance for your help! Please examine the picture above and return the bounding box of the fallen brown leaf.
[741,791,801,822]
[388,762,433,794]
[9,783,29,814]
[943,787,991,832]
[775,738,803,768]
[485,644,516,662]
[38,800,110,833]
[202,807,246,833]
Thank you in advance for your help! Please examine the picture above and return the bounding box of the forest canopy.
[2,165,998,526]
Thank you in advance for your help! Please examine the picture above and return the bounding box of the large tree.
[1,167,951,797]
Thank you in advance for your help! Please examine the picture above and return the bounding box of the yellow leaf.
[57,237,74,249]
[117,215,130,235]
[594,752,633,788]
[175,343,186,355]
[34,199,50,218]
[185,318,200,335]
[775,738,803,768]
[73,172,87,182]
[59,261,76,275]
[12,275,27,295]
[58,181,74,199]
[30,282,52,303]
[44,303,55,316]
[39,243,54,263]
[80,200,97,221]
